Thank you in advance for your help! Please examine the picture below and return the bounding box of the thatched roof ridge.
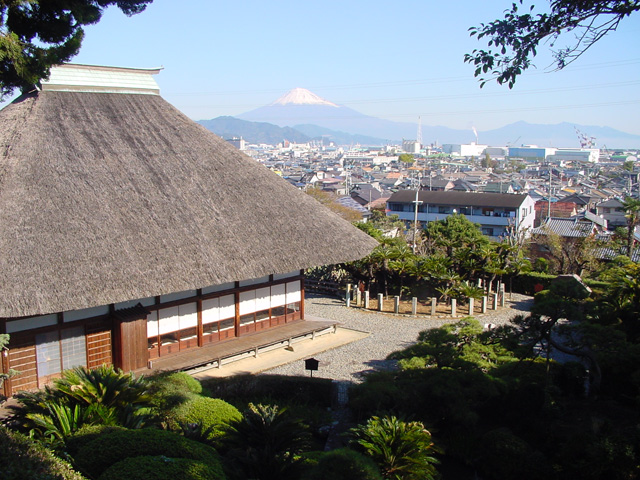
[0,91,377,317]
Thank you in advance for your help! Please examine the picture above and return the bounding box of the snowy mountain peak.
[271,88,338,107]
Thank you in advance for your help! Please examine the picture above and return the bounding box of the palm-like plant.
[222,403,311,480]
[349,415,440,480]
[9,365,153,443]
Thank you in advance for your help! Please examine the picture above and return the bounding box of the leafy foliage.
[72,427,222,479]
[0,0,152,98]
[222,403,311,480]
[465,0,640,87]
[97,455,226,480]
[0,426,86,480]
[8,365,153,447]
[303,448,383,480]
[170,396,241,440]
[349,415,439,480]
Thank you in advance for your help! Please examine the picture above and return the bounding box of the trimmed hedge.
[98,455,225,480]
[171,397,241,439]
[148,372,204,415]
[0,426,86,480]
[73,428,221,479]
[65,425,127,458]
[201,374,334,408]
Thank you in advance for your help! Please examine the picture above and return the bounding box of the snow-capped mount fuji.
[271,88,338,107]
[237,87,425,141]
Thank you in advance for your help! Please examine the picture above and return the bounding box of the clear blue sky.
[22,0,640,135]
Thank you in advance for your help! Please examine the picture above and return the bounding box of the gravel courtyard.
[264,293,534,383]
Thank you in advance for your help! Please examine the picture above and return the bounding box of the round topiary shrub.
[0,426,86,480]
[65,425,127,458]
[151,372,203,396]
[304,448,383,480]
[73,428,221,478]
[98,455,225,480]
[171,396,241,439]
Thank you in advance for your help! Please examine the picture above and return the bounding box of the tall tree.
[465,0,640,87]
[0,0,152,99]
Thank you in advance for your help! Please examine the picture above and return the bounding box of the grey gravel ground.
[264,293,534,383]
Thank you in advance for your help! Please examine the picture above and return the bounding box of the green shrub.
[64,425,127,458]
[73,428,221,479]
[349,415,440,480]
[303,448,382,480]
[0,426,86,480]
[509,272,556,295]
[201,374,333,408]
[97,455,225,480]
[148,372,205,422]
[149,371,203,397]
[222,403,311,480]
[171,396,241,439]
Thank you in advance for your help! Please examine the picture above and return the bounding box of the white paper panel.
[239,290,256,315]
[202,282,235,295]
[286,280,301,303]
[271,283,286,307]
[256,287,271,311]
[202,298,220,325]
[219,294,235,320]
[6,314,58,333]
[63,305,110,322]
[158,306,180,334]
[147,310,158,337]
[179,302,198,329]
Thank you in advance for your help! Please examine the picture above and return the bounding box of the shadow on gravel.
[357,358,398,378]
[506,297,534,313]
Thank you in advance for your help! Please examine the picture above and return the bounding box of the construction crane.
[574,127,596,148]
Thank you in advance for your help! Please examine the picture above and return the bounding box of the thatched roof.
[0,82,376,317]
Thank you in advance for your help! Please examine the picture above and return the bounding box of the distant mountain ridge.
[197,116,391,146]
[202,88,640,148]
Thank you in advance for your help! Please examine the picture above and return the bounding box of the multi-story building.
[386,190,536,239]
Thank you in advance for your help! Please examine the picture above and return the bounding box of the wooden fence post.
[431,297,437,316]
[364,291,370,309]
[412,297,417,316]
[482,296,488,313]
[468,297,474,315]
[451,298,457,317]
[378,293,384,312]
[394,296,400,314]
[492,293,498,310]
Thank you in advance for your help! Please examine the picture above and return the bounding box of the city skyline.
[3,0,640,136]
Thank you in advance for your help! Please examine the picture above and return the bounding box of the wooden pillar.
[482,296,488,313]
[468,297,474,315]
[492,293,498,310]
[430,297,436,316]
[378,293,384,312]
[356,289,362,306]
[394,296,400,314]
[451,298,456,317]
[412,297,417,316]
[345,288,351,308]
[364,291,370,309]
